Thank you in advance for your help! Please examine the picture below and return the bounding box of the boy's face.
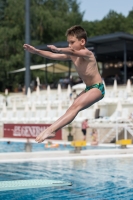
[67,35,85,50]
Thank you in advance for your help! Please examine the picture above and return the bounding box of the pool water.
[0,158,133,199]
[0,141,119,152]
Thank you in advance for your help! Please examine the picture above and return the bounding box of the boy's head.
[66,25,87,43]
[66,25,87,50]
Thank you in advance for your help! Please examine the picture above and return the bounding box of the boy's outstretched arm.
[47,45,91,58]
[23,44,70,61]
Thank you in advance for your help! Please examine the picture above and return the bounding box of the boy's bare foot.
[35,131,55,143]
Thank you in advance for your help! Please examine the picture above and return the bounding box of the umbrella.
[113,79,117,93]
[46,85,51,99]
[36,85,40,96]
[36,77,40,86]
[27,87,31,99]
[40,63,76,73]
[9,63,76,74]
[126,79,131,94]
[67,84,72,98]
[57,84,62,97]
[5,89,8,96]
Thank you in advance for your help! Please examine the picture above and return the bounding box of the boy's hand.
[47,45,61,53]
[23,44,37,54]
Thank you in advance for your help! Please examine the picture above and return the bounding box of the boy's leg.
[36,88,102,143]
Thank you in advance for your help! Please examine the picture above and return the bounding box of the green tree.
[101,10,129,34]
[82,9,133,37]
[31,0,83,44]
[127,9,133,34]
[0,0,84,91]
[0,0,25,91]
[0,0,7,20]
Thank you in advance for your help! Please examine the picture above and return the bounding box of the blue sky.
[79,0,133,21]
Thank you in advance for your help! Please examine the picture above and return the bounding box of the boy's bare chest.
[71,57,86,68]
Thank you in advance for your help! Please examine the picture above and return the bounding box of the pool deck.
[0,148,133,162]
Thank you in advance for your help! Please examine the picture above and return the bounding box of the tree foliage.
[81,10,133,37]
[30,0,83,44]
[0,0,83,91]
[0,0,133,91]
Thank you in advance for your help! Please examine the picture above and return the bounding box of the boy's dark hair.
[65,25,87,43]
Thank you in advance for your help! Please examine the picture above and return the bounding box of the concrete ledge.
[0,148,133,162]
[81,148,133,155]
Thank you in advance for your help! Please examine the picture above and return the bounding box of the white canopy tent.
[9,63,76,74]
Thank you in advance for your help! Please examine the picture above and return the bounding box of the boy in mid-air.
[23,25,105,143]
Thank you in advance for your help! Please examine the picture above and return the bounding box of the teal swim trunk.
[85,83,105,99]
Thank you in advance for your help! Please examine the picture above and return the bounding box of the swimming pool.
[0,157,133,199]
[0,141,120,153]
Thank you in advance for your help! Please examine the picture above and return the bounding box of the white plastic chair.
[15,110,25,123]
[116,108,129,123]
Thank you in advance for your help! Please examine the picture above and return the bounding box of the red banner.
[3,124,62,140]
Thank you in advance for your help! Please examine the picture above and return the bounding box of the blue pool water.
[0,141,118,152]
[0,158,133,199]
